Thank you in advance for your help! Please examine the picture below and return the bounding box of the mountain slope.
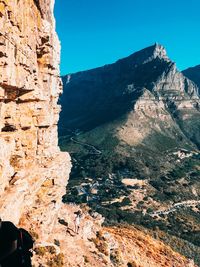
[32,204,197,267]
[59,44,171,132]
[183,65,200,94]
[59,44,200,265]
[60,44,199,150]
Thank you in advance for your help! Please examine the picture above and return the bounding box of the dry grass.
[47,253,64,267]
[91,231,109,256]
[103,225,192,267]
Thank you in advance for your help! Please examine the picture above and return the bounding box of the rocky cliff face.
[0,0,71,246]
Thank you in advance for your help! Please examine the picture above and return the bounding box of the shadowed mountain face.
[59,44,200,265]
[183,65,200,95]
[59,44,200,148]
[59,44,172,133]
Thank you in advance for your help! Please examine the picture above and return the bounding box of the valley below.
[59,131,200,265]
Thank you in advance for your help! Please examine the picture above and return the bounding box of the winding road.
[70,137,102,155]
[149,200,200,216]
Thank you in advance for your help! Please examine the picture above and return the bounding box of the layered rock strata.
[0,0,71,243]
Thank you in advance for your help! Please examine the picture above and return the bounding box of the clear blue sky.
[54,0,200,75]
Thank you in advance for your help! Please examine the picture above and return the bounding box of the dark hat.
[74,210,82,215]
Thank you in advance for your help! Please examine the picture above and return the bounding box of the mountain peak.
[153,43,167,56]
[118,44,171,69]
[142,43,170,64]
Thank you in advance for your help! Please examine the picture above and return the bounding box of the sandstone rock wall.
[0,0,71,229]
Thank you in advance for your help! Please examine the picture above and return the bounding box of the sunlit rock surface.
[0,0,71,247]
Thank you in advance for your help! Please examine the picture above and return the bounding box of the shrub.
[46,246,56,254]
[34,246,47,256]
[121,197,132,206]
[47,253,64,267]
[110,249,122,265]
[91,235,109,256]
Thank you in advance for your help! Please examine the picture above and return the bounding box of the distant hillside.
[183,65,200,95]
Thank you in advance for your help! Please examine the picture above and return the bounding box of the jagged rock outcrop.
[0,0,71,255]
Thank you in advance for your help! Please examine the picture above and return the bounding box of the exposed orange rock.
[31,206,196,267]
[0,0,71,248]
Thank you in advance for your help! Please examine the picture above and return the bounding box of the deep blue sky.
[54,0,200,75]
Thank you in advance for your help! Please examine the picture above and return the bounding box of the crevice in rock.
[38,125,49,129]
[9,172,18,185]
[41,36,50,45]
[21,126,31,131]
[0,83,34,101]
[36,46,49,59]
[16,99,41,104]
[0,51,6,57]
[33,0,43,18]
[1,124,17,132]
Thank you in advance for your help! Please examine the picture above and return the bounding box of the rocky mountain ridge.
[60,44,199,150]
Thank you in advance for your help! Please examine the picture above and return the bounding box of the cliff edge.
[0,0,71,251]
